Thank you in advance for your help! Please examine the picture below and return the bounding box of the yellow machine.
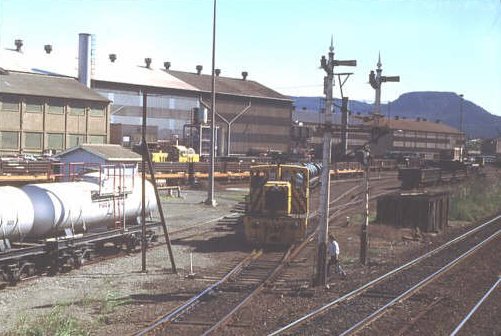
[167,145,200,163]
[243,164,317,245]
[151,151,168,163]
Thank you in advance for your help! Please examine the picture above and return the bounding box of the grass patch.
[449,178,501,222]
[98,291,132,315]
[8,306,89,336]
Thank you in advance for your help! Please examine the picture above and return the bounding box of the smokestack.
[164,61,171,70]
[196,65,203,75]
[215,68,221,76]
[44,44,52,54]
[15,39,23,52]
[78,33,92,87]
[241,71,248,80]
[109,54,117,63]
[144,58,152,68]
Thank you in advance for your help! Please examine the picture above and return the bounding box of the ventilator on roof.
[15,39,23,52]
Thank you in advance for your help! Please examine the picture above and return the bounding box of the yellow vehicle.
[243,163,320,245]
[167,145,200,163]
[151,151,168,163]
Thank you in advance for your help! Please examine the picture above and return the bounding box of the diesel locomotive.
[243,163,321,245]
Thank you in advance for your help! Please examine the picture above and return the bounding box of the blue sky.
[0,0,500,115]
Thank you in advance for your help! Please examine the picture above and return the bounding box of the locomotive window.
[294,172,305,188]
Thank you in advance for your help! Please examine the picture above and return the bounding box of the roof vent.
[241,71,248,80]
[145,58,152,68]
[164,61,171,70]
[44,44,52,54]
[109,54,117,63]
[196,65,203,75]
[215,68,221,76]
[14,39,23,52]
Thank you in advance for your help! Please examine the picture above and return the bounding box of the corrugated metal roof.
[0,71,109,102]
[55,144,141,161]
[167,70,291,101]
[92,63,200,91]
[0,48,200,92]
[1,47,289,101]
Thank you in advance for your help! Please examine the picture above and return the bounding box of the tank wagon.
[243,163,321,245]
[0,171,157,284]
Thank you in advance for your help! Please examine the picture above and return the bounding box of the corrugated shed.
[55,144,141,162]
[0,71,109,102]
[167,70,290,101]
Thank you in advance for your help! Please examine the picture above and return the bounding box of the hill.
[293,92,501,139]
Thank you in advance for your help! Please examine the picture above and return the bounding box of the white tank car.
[0,174,157,242]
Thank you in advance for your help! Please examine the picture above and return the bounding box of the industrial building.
[294,108,463,160]
[0,34,293,158]
[0,69,110,156]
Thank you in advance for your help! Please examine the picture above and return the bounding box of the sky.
[0,0,500,115]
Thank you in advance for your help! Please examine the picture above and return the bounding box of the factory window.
[25,99,43,113]
[47,101,65,114]
[47,133,64,150]
[0,131,19,149]
[24,132,42,149]
[393,141,404,147]
[0,96,19,112]
[69,134,86,147]
[69,104,87,116]
[89,105,105,117]
[89,135,105,144]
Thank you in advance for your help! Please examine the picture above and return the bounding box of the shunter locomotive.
[243,163,321,245]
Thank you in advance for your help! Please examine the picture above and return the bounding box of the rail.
[450,277,501,336]
[339,229,500,335]
[135,250,261,336]
[269,214,501,335]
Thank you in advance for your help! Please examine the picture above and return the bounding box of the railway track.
[135,246,295,335]
[131,173,398,335]
[269,214,501,335]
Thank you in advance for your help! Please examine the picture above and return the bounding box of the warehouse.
[1,34,293,158]
[0,68,110,156]
[295,108,463,160]
[78,34,293,157]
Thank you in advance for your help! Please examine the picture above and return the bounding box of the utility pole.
[359,145,370,265]
[141,92,147,273]
[205,0,217,207]
[314,39,356,287]
[459,94,464,162]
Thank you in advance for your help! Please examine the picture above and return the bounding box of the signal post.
[314,40,356,287]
